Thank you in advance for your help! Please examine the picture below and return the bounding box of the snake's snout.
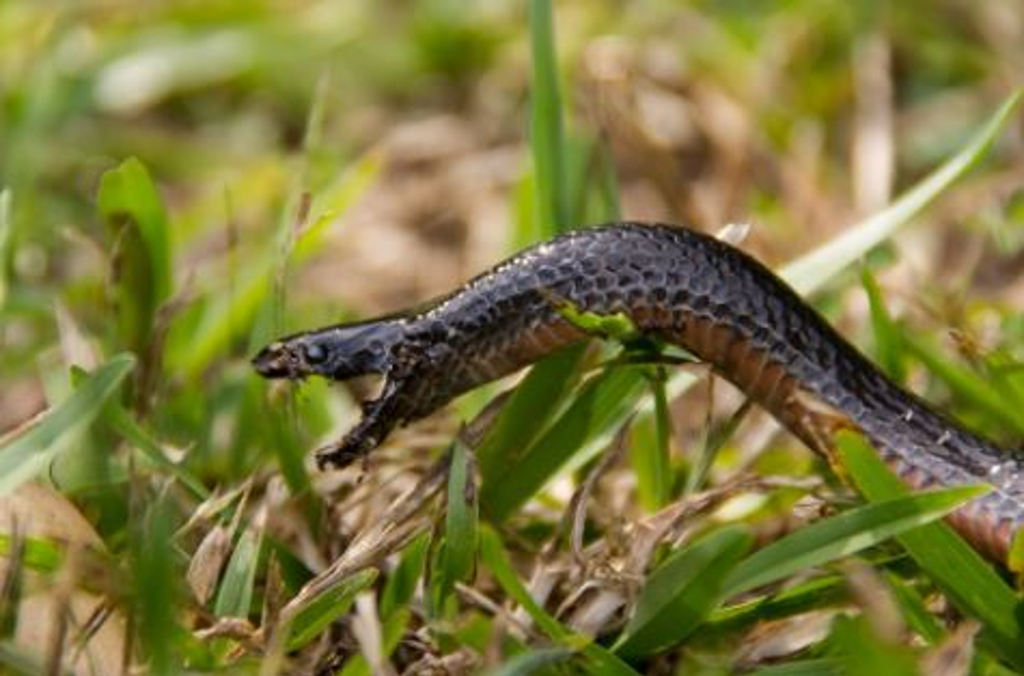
[252,342,296,379]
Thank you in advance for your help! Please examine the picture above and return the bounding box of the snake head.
[252,318,406,381]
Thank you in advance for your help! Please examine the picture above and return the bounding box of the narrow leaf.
[614,526,753,659]
[0,354,135,494]
[723,483,989,597]
[285,568,378,651]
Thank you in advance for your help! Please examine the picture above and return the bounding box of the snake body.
[253,223,1024,561]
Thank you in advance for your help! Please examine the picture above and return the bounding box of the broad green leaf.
[0,354,135,494]
[477,343,585,487]
[723,483,989,597]
[613,526,753,659]
[827,614,919,676]
[707,575,848,635]
[837,430,1024,668]
[482,365,650,520]
[98,158,173,354]
[285,568,377,651]
[214,527,262,619]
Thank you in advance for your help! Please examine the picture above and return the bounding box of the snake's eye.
[304,342,327,364]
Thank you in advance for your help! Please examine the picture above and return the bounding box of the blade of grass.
[213,526,262,619]
[527,0,568,235]
[477,344,584,482]
[613,526,753,660]
[0,353,135,494]
[97,157,173,355]
[861,265,906,382]
[836,430,1024,668]
[481,365,650,520]
[722,483,989,597]
[106,404,209,498]
[440,438,478,594]
[284,568,378,651]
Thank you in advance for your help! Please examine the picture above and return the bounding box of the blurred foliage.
[1,0,1023,674]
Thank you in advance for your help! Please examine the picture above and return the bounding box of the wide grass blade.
[613,526,753,659]
[98,158,173,355]
[836,430,1024,668]
[214,526,262,619]
[722,483,989,597]
[0,353,135,494]
[481,365,650,520]
[285,568,378,651]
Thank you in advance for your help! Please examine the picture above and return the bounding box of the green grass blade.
[213,526,262,619]
[134,496,180,676]
[487,648,574,676]
[751,659,843,676]
[528,0,568,235]
[781,89,1023,295]
[380,532,429,619]
[707,575,848,635]
[437,438,479,605]
[481,365,650,520]
[477,344,584,483]
[106,404,209,498]
[479,526,571,641]
[97,158,173,354]
[613,526,753,659]
[0,353,135,494]
[284,568,378,651]
[861,265,906,382]
[836,430,1024,668]
[722,483,989,598]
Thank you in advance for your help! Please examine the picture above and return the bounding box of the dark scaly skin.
[253,222,1024,562]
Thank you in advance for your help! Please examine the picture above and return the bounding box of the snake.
[252,222,1024,562]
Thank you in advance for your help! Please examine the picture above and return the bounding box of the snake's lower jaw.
[315,433,379,470]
